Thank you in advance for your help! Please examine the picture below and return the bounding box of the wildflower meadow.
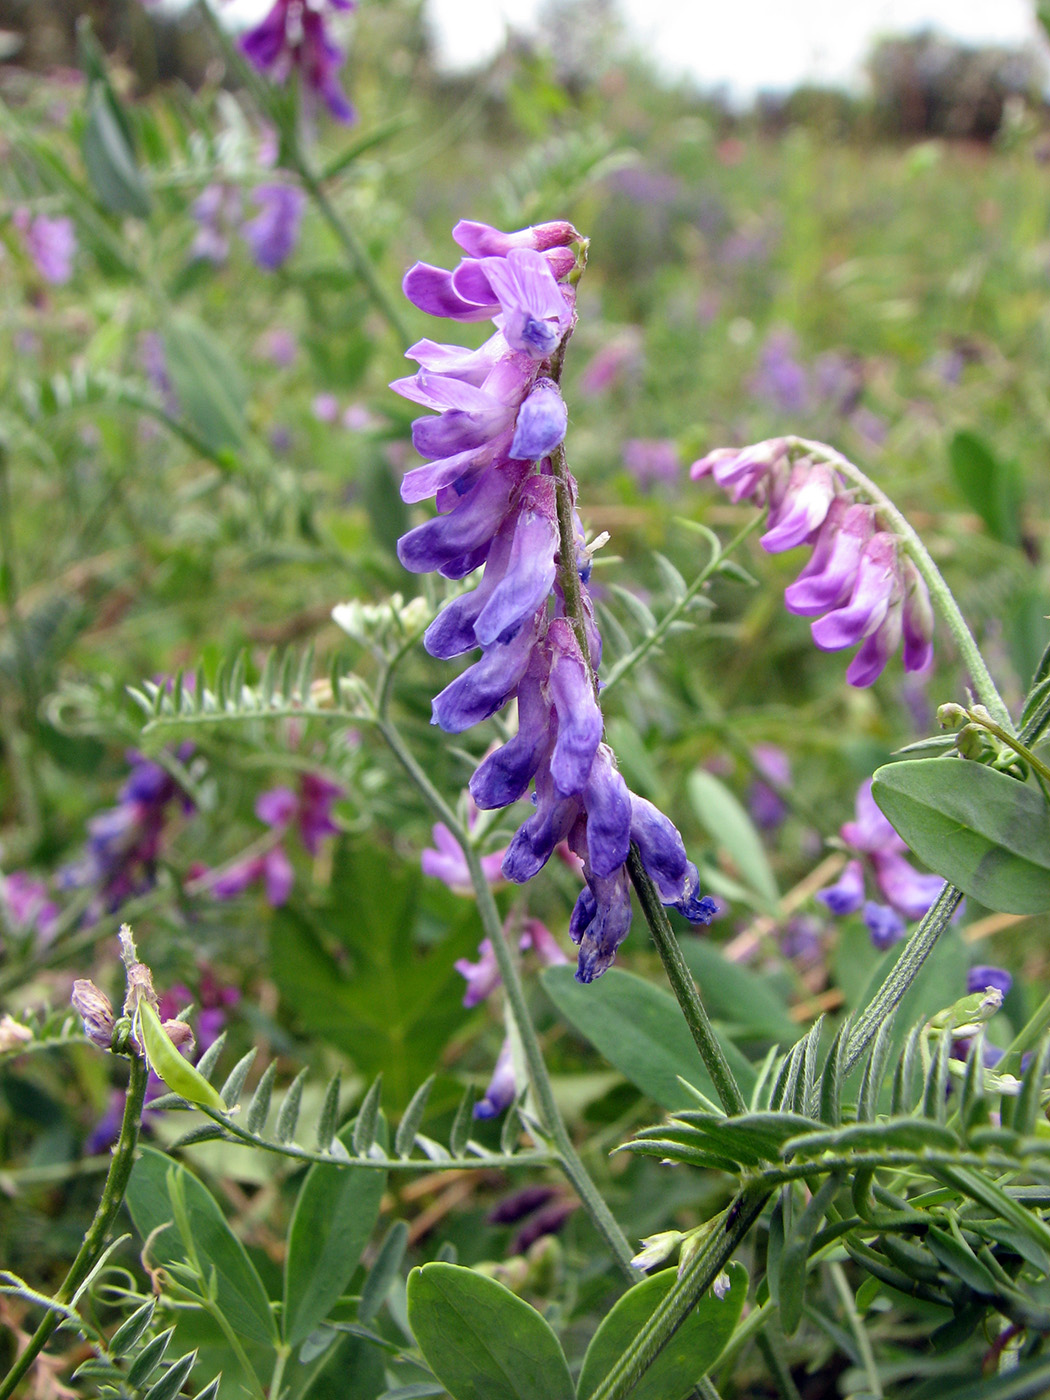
[3,4,1050,1398]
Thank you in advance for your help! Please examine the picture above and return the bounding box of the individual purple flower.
[474,1037,518,1119]
[0,870,60,942]
[241,0,356,124]
[622,439,679,490]
[13,209,76,284]
[242,184,305,271]
[748,744,791,830]
[422,821,506,893]
[816,779,947,949]
[750,329,810,415]
[395,221,717,981]
[191,183,241,263]
[691,438,934,687]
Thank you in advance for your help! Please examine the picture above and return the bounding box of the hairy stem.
[0,1053,149,1400]
[787,436,1013,733]
[844,882,964,1074]
[627,847,746,1116]
[589,1184,770,1400]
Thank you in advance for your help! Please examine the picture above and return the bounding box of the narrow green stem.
[194,0,409,346]
[589,1185,770,1400]
[844,883,964,1074]
[755,1330,803,1400]
[375,715,637,1280]
[550,442,595,685]
[626,847,746,1116]
[829,1261,882,1399]
[964,709,1050,786]
[0,1053,149,1400]
[787,437,1014,734]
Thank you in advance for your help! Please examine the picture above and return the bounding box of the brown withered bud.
[72,979,116,1049]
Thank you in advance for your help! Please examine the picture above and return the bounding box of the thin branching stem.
[0,1053,149,1400]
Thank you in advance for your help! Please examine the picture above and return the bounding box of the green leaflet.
[125,1148,277,1346]
[576,1262,747,1400]
[283,1121,387,1347]
[541,964,756,1110]
[687,768,780,912]
[871,759,1050,914]
[406,1263,574,1400]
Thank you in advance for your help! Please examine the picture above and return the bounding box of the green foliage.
[872,759,1050,914]
[406,1262,575,1400]
[576,1262,747,1400]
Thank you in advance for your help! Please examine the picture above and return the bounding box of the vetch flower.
[691,438,934,687]
[394,221,718,981]
[14,209,76,284]
[241,0,356,124]
[817,779,948,949]
[242,184,305,270]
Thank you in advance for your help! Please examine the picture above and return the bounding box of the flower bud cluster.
[691,439,934,686]
[395,221,718,982]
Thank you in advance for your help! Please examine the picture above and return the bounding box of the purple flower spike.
[392,219,717,979]
[871,850,943,920]
[784,501,874,615]
[628,794,718,923]
[901,558,935,672]
[241,0,356,124]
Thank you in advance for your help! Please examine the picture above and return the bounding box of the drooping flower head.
[691,438,934,687]
[241,0,357,124]
[372,219,719,984]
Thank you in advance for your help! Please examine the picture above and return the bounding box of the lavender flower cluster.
[393,220,717,982]
[691,439,934,687]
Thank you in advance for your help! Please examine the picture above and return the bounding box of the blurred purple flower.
[14,209,76,284]
[622,438,679,489]
[58,747,194,921]
[312,392,340,423]
[242,184,305,271]
[241,0,357,124]
[576,329,641,398]
[750,329,810,415]
[258,327,299,366]
[0,870,60,943]
[816,779,947,949]
[474,1036,517,1119]
[191,183,241,263]
[748,743,791,830]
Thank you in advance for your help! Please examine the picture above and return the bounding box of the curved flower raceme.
[691,439,934,686]
[384,220,718,982]
[241,0,356,124]
[816,779,947,949]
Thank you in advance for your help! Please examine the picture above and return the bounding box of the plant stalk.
[0,1053,149,1400]
[626,847,746,1116]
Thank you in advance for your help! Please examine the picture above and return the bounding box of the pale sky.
[426,0,1044,99]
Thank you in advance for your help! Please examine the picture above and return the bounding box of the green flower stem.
[194,0,409,346]
[963,708,1050,786]
[550,442,595,686]
[626,847,746,1117]
[589,1184,770,1400]
[844,883,964,1074]
[375,715,638,1281]
[787,437,1014,734]
[0,1053,149,1400]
